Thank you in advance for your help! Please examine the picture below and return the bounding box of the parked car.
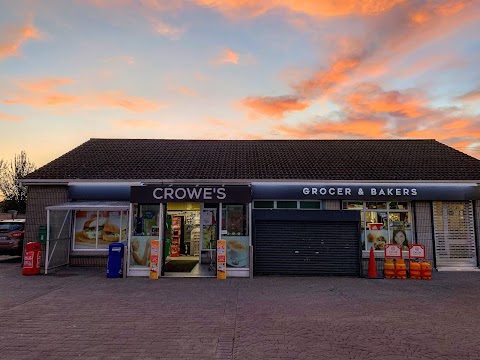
[0,219,26,256]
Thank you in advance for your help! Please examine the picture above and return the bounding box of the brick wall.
[25,186,69,244]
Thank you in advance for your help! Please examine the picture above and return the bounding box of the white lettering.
[379,189,385,196]
[175,188,186,200]
[412,188,417,196]
[153,188,164,200]
[303,188,310,195]
[204,188,212,200]
[312,188,318,195]
[345,188,351,195]
[337,188,343,195]
[217,188,226,200]
[396,189,401,196]
[319,188,327,195]
[403,189,409,195]
[387,189,393,196]
[328,188,335,195]
[187,187,202,199]
[371,188,377,195]
[164,188,174,200]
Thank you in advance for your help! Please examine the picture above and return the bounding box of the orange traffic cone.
[367,247,378,278]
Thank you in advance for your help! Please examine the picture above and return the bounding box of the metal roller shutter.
[254,210,361,276]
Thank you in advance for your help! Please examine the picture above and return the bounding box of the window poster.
[74,211,128,250]
[226,238,249,268]
[130,236,153,267]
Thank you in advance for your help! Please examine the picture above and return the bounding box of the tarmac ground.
[1,257,480,360]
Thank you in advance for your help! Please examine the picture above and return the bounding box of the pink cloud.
[151,19,186,39]
[92,91,165,112]
[2,78,165,112]
[0,113,24,122]
[172,85,197,96]
[241,95,311,119]
[2,78,78,107]
[458,88,480,102]
[216,48,240,65]
[0,23,41,60]
[204,116,228,126]
[112,118,163,128]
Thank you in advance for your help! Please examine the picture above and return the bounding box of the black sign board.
[252,184,480,201]
[131,185,252,203]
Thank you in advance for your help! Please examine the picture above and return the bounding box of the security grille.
[433,201,477,267]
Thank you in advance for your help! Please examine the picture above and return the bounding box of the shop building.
[21,139,480,277]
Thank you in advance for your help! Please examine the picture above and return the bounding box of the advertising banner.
[149,240,160,279]
[217,239,226,280]
[74,210,127,250]
[409,244,426,259]
[385,244,402,259]
[130,236,153,267]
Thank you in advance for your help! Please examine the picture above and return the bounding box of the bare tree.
[0,151,36,213]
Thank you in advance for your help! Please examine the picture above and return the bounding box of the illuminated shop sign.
[302,187,417,197]
[131,185,252,203]
[252,184,480,201]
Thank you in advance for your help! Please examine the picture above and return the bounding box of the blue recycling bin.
[107,242,125,278]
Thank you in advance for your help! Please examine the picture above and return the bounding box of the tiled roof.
[25,139,480,181]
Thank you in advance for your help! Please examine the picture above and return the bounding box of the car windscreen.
[0,223,24,231]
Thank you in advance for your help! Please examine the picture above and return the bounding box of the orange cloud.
[194,0,404,17]
[241,95,311,118]
[458,89,480,102]
[216,48,240,64]
[112,118,163,128]
[345,83,426,118]
[204,116,228,126]
[172,86,197,96]
[2,78,78,107]
[0,113,24,122]
[152,19,185,39]
[2,78,164,112]
[275,118,388,139]
[0,23,41,60]
[93,91,165,112]
[293,57,361,98]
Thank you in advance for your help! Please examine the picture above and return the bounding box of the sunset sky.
[1,0,480,168]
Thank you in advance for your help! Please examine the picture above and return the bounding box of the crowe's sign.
[131,185,252,203]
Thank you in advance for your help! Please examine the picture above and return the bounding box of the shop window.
[299,201,321,209]
[130,204,160,268]
[344,201,412,252]
[366,202,387,210]
[277,201,298,209]
[222,204,248,236]
[253,201,275,209]
[342,201,364,210]
[73,210,128,251]
[389,202,409,210]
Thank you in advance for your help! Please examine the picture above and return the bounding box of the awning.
[46,201,130,211]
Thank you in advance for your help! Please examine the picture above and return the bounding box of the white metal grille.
[433,201,477,267]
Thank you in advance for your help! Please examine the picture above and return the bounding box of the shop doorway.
[163,203,218,277]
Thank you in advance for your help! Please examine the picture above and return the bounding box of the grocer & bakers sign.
[131,185,252,203]
[252,184,480,201]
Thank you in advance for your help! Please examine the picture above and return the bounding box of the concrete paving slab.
[1,262,480,359]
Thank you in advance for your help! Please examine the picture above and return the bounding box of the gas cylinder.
[384,259,395,279]
[395,259,407,279]
[420,261,432,280]
[409,261,421,279]
[22,242,42,275]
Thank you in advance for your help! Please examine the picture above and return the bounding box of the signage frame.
[408,244,426,259]
[385,244,403,259]
[131,185,252,204]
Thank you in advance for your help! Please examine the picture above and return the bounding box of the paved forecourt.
[1,260,480,360]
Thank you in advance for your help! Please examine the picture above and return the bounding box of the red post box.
[22,242,42,275]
